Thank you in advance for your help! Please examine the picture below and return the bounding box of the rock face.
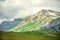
[49,18,60,32]
[3,9,60,32]
[40,18,60,32]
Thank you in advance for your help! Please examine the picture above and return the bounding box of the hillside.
[0,18,23,31]
[7,9,60,32]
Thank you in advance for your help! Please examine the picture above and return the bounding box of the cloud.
[0,0,60,19]
[0,0,24,19]
[30,0,60,10]
[0,0,5,2]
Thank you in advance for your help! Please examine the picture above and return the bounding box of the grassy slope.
[8,22,40,32]
[0,32,60,40]
[8,14,57,32]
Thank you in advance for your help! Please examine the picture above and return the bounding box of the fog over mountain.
[0,0,60,23]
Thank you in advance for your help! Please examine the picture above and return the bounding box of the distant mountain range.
[0,9,60,32]
[0,18,23,31]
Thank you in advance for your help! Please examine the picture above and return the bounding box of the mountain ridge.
[0,18,23,31]
[2,9,60,32]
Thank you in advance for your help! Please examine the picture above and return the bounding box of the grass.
[0,31,60,40]
[9,22,40,32]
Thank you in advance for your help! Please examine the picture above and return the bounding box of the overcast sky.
[0,0,60,20]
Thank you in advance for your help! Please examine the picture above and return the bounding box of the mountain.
[7,9,60,32]
[48,18,60,32]
[40,18,60,32]
[0,18,23,31]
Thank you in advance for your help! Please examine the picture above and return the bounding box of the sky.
[0,0,60,20]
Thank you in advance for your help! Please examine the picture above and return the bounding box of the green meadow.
[0,31,60,40]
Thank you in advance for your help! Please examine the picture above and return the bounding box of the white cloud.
[0,0,60,20]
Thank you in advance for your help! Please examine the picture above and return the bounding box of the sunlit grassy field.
[0,31,60,40]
